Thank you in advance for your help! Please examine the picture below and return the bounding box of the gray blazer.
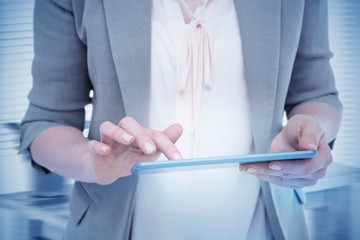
[21,0,342,239]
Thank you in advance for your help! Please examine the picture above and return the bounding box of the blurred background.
[0,0,359,239]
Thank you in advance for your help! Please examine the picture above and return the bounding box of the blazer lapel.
[103,0,282,139]
[234,0,282,153]
[103,0,152,126]
[234,3,290,239]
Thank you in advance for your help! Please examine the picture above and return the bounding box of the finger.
[298,120,324,151]
[254,174,317,188]
[242,158,321,177]
[270,132,293,152]
[162,123,183,143]
[99,121,135,145]
[240,158,318,177]
[241,163,328,180]
[143,123,183,159]
[267,136,331,175]
[87,140,111,156]
[149,130,182,160]
[119,116,157,154]
[240,161,308,177]
[240,162,268,172]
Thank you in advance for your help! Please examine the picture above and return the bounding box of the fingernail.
[122,133,133,143]
[145,142,155,154]
[173,152,183,160]
[308,143,317,150]
[100,145,108,153]
[270,164,282,171]
[246,168,257,174]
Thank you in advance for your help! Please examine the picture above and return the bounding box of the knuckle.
[119,116,134,127]
[281,173,292,179]
[87,140,96,151]
[109,126,120,139]
[99,121,111,132]
[274,176,285,184]
[270,139,278,151]
[326,153,333,166]
[305,179,317,187]
[301,164,315,176]
[315,169,327,179]
[100,121,120,139]
[135,131,151,143]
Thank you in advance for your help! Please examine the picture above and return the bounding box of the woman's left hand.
[240,114,333,188]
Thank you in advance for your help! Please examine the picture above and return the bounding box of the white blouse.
[132,0,269,239]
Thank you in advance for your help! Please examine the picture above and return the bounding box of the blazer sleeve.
[285,0,343,115]
[20,0,91,159]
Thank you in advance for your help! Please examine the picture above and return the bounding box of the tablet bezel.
[131,150,317,175]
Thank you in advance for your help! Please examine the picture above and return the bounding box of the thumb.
[163,123,183,143]
[298,121,324,151]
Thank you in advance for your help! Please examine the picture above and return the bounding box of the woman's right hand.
[86,116,183,185]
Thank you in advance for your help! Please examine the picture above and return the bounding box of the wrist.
[79,143,97,183]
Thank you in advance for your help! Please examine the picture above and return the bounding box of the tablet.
[131,150,317,175]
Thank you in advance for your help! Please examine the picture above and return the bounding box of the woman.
[21,0,342,239]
